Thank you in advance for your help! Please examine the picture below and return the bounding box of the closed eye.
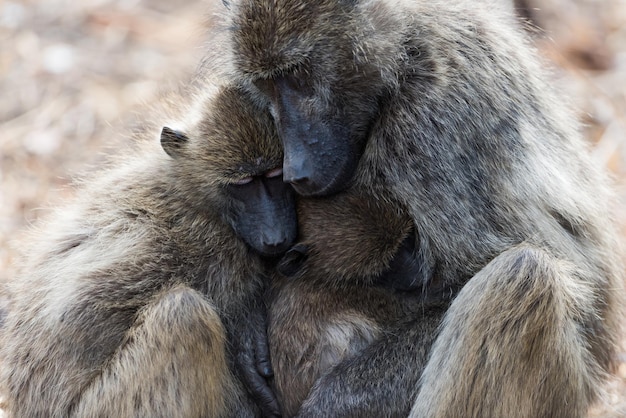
[232,176,254,186]
[265,168,283,178]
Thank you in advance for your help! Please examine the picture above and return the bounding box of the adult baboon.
[268,190,446,417]
[223,0,624,416]
[0,79,296,417]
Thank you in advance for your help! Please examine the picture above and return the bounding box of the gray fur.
[0,77,284,417]
[225,0,625,416]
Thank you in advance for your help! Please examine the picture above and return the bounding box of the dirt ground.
[1,0,625,415]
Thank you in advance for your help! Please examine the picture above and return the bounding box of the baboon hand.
[376,230,426,292]
[233,302,282,417]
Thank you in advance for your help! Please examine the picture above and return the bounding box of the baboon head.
[226,0,400,196]
[161,85,298,257]
[277,192,423,287]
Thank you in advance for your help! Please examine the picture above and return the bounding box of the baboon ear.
[277,244,309,277]
[160,127,189,158]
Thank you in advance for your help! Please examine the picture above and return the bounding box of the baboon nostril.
[283,154,312,186]
[287,175,310,186]
[260,236,290,256]
[283,166,312,188]
[266,239,285,248]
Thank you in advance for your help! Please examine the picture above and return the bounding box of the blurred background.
[0,0,625,415]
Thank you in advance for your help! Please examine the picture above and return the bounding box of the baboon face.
[225,167,297,257]
[228,0,386,196]
[161,86,298,257]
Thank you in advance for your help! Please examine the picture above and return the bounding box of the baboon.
[268,190,446,417]
[0,78,296,417]
[223,0,625,416]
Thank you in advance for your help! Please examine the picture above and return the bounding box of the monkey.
[221,0,625,416]
[0,77,297,417]
[267,189,447,417]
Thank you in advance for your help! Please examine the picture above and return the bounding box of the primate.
[223,0,625,416]
[268,190,446,417]
[0,78,296,417]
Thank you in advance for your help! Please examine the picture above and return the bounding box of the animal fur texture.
[267,190,445,417]
[0,74,290,417]
[223,0,625,416]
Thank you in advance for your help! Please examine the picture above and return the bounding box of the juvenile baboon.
[223,0,625,416]
[268,190,446,417]
[0,79,295,417]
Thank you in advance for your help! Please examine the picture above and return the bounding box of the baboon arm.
[294,311,443,418]
[71,286,248,418]
[225,292,282,418]
[410,244,597,418]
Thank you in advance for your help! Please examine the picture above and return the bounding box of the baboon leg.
[410,244,598,418]
[269,284,389,417]
[294,309,444,418]
[72,285,246,418]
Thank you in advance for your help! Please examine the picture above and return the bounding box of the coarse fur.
[267,190,446,417]
[223,0,625,416]
[0,75,293,417]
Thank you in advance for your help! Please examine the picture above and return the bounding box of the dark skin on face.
[227,166,297,257]
[253,73,365,197]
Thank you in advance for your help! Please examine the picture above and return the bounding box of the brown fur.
[286,192,412,283]
[224,0,625,416]
[267,191,445,417]
[0,76,284,417]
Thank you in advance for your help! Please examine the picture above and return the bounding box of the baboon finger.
[255,324,274,378]
[237,348,282,417]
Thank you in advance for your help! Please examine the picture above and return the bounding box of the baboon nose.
[284,158,321,196]
[283,165,310,184]
[261,239,290,257]
[287,176,320,197]
[259,232,291,256]
[286,174,310,186]
[286,171,318,195]
[284,166,312,189]
[283,153,312,184]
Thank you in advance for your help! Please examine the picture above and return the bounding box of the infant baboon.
[224,0,625,416]
[0,79,295,417]
[268,190,446,417]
